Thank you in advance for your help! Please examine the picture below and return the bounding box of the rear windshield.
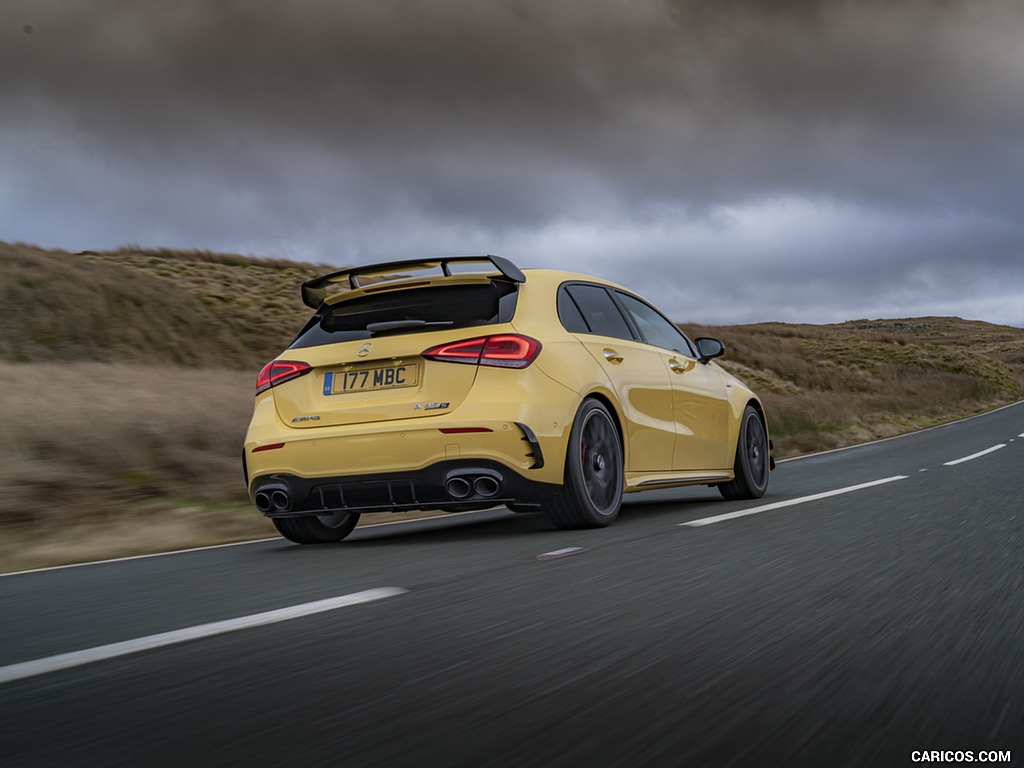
[289,282,519,349]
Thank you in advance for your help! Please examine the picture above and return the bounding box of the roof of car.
[520,268,630,293]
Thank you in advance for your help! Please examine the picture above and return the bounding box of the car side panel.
[713,364,772,467]
[667,354,732,471]
[571,337,676,472]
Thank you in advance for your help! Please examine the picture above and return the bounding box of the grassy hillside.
[681,318,1024,454]
[2,241,1023,570]
[0,242,322,368]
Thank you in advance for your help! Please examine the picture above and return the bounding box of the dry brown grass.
[0,241,325,368]
[0,363,253,520]
[682,318,1024,455]
[0,361,450,571]
[0,362,258,570]
[3,241,1024,571]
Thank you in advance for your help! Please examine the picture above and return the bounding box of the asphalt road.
[2,403,1023,767]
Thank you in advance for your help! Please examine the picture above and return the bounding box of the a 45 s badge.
[414,402,450,411]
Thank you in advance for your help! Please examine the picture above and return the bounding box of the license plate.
[324,364,419,395]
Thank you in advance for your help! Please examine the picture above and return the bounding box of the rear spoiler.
[300,255,526,309]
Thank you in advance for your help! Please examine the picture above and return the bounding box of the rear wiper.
[366,320,454,336]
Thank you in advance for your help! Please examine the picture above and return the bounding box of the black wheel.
[718,406,770,500]
[544,399,623,529]
[273,511,360,544]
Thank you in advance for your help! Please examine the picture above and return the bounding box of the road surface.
[2,403,1023,766]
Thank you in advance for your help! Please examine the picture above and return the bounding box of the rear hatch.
[271,269,520,428]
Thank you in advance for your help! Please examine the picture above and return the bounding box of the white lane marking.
[0,588,407,686]
[536,547,586,561]
[0,538,281,578]
[778,399,1024,464]
[943,444,1007,466]
[680,476,909,527]
[0,509,507,578]
[1019,433,1024,438]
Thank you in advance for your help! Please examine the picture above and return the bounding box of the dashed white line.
[0,587,407,686]
[943,444,1007,466]
[680,476,909,527]
[537,547,587,561]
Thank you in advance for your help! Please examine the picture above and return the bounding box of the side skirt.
[624,470,732,492]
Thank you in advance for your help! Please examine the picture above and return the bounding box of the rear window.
[289,282,519,349]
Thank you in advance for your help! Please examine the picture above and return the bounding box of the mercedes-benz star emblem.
[356,342,372,357]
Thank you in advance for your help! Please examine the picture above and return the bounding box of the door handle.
[602,348,624,364]
[668,358,687,374]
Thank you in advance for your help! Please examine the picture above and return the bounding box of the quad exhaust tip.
[254,484,291,513]
[445,471,503,500]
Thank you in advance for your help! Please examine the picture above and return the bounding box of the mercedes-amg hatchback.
[244,256,773,543]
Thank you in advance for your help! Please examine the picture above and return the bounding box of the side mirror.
[695,337,725,364]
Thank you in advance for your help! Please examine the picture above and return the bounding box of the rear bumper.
[244,367,578,514]
[246,396,573,482]
[251,459,560,517]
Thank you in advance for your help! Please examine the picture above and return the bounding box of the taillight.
[422,335,541,369]
[255,360,312,394]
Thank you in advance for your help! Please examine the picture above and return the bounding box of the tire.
[718,406,770,501]
[544,399,623,529]
[273,511,360,544]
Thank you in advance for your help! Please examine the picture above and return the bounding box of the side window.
[565,285,634,340]
[616,293,695,356]
[557,287,590,333]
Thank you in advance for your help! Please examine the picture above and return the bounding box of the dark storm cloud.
[2,0,1024,323]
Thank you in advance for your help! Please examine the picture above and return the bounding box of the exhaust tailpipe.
[446,477,473,499]
[473,476,500,498]
[254,491,273,513]
[270,490,291,511]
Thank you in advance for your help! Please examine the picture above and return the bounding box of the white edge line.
[0,509,507,579]
[943,444,1007,466]
[778,399,1024,464]
[1,536,280,581]
[680,475,909,527]
[0,588,407,686]
[0,537,281,578]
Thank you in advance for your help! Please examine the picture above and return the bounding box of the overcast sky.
[3,0,1024,325]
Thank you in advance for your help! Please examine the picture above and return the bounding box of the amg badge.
[291,415,322,422]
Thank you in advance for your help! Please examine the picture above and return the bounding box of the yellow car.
[243,256,773,543]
